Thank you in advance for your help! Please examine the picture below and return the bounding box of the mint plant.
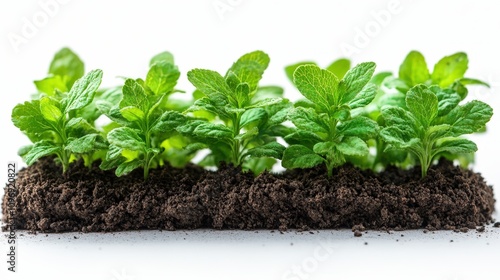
[370,51,490,170]
[380,84,493,177]
[12,69,105,173]
[98,52,190,179]
[282,63,379,177]
[180,51,290,174]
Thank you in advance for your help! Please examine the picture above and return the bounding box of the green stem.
[55,121,70,173]
[325,115,339,177]
[144,127,151,180]
[232,113,242,166]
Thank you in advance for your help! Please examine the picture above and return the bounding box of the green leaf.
[326,58,351,79]
[435,138,477,155]
[242,157,276,175]
[370,72,392,86]
[288,107,329,134]
[234,82,251,106]
[267,102,292,126]
[338,116,378,139]
[348,83,377,109]
[18,145,33,158]
[246,98,283,109]
[398,51,430,86]
[240,108,266,127]
[49,48,85,87]
[108,127,145,151]
[379,126,418,148]
[65,134,105,154]
[146,61,180,95]
[381,106,417,129]
[34,76,68,95]
[12,100,53,134]
[192,123,233,140]
[406,85,438,128]
[39,96,62,122]
[187,97,231,120]
[64,69,103,112]
[284,130,324,148]
[150,51,174,66]
[120,106,145,122]
[226,50,270,91]
[430,86,461,116]
[282,145,325,169]
[285,61,316,82]
[66,117,98,136]
[431,52,468,87]
[331,106,351,121]
[338,62,376,105]
[459,78,489,87]
[336,137,368,156]
[293,65,338,111]
[427,124,452,142]
[121,78,149,112]
[313,141,335,155]
[246,142,285,159]
[150,111,187,134]
[188,69,233,97]
[23,141,60,165]
[116,159,144,177]
[444,101,493,136]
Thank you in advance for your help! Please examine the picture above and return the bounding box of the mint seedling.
[282,63,379,176]
[98,52,189,179]
[12,70,105,172]
[380,84,493,177]
[180,51,290,174]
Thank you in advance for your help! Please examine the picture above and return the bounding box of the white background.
[1,0,499,279]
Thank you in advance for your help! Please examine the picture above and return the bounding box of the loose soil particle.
[2,158,496,233]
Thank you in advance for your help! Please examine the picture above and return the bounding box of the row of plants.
[12,48,494,179]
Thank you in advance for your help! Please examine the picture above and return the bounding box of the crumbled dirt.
[2,158,496,233]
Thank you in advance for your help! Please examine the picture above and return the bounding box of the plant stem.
[144,128,151,180]
[232,113,242,166]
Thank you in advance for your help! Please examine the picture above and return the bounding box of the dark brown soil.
[2,158,496,233]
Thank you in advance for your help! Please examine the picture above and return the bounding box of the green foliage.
[282,63,379,176]
[372,51,490,169]
[181,51,290,174]
[380,84,493,177]
[98,52,190,179]
[12,70,105,172]
[11,48,496,181]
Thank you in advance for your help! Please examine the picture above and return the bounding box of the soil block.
[2,158,495,232]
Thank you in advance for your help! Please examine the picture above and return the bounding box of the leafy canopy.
[12,69,105,172]
[98,52,188,179]
[181,50,291,174]
[380,84,493,177]
[282,63,379,176]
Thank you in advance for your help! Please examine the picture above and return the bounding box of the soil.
[2,158,496,233]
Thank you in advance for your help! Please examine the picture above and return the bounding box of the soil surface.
[2,158,496,232]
